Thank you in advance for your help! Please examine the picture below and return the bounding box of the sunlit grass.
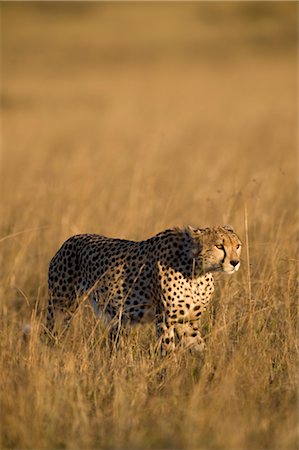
[1,3,298,449]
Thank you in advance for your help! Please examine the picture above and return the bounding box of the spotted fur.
[46,225,241,354]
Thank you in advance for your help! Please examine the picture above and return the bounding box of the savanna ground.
[0,3,298,449]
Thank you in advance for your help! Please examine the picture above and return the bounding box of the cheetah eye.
[215,244,224,250]
[236,244,241,249]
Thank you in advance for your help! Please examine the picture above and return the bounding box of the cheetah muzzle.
[46,225,242,355]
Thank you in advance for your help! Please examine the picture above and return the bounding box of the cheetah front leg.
[155,320,176,356]
[175,321,206,354]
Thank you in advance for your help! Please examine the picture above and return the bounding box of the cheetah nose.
[230,260,239,267]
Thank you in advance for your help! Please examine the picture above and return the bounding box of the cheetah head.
[188,225,242,275]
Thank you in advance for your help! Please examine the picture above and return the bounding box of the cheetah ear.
[187,225,203,235]
[192,239,202,258]
[223,224,235,233]
[187,226,203,257]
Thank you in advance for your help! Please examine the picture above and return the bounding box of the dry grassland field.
[0,3,298,450]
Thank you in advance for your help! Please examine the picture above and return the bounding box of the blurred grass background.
[0,2,298,450]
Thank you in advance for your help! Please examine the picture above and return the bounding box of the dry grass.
[0,3,298,449]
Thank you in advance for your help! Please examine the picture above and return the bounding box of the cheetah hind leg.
[44,297,79,343]
[44,298,58,342]
[88,293,121,352]
[106,312,130,353]
[107,324,121,353]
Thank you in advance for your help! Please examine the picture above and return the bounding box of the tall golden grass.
[1,3,298,449]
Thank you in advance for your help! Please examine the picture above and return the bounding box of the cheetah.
[46,225,241,354]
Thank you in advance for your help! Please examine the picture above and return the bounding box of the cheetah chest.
[163,271,215,323]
